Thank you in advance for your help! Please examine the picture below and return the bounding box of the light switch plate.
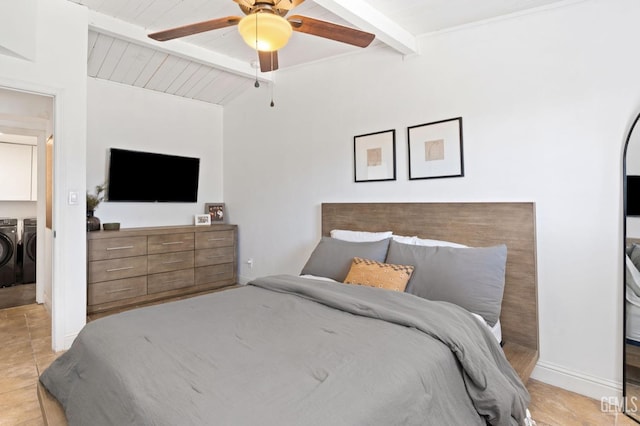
[68,191,78,205]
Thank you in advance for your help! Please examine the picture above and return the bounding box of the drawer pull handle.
[162,241,184,245]
[106,266,134,272]
[162,260,184,265]
[209,272,226,276]
[207,255,227,259]
[106,287,133,294]
[207,238,228,241]
[160,279,187,285]
[106,245,134,251]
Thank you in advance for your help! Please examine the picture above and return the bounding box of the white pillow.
[300,274,338,283]
[392,235,418,244]
[413,237,467,248]
[330,229,392,242]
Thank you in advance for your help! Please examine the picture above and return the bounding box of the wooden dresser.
[87,224,237,314]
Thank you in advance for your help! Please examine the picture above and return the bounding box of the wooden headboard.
[321,202,539,380]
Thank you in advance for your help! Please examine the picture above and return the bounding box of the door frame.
[0,79,66,349]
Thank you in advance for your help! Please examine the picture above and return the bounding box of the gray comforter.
[40,275,529,426]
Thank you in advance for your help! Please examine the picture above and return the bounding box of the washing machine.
[22,218,36,284]
[0,218,18,287]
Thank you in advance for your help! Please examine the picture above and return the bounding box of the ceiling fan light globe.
[238,13,292,52]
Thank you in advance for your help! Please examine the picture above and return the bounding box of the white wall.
[86,78,224,228]
[224,0,640,399]
[0,0,87,350]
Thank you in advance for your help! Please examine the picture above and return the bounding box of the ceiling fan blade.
[148,16,241,41]
[259,51,279,72]
[288,15,375,48]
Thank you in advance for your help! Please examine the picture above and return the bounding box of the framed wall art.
[205,203,226,223]
[408,117,464,180]
[194,214,211,226]
[354,129,396,183]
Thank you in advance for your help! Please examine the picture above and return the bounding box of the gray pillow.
[301,237,391,282]
[385,240,507,326]
[627,254,640,297]
[631,244,640,271]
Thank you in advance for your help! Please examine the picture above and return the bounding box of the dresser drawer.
[195,263,234,285]
[148,251,194,274]
[88,256,148,283]
[195,230,235,249]
[195,246,235,267]
[148,233,194,254]
[88,276,147,305]
[148,268,195,294]
[88,236,147,261]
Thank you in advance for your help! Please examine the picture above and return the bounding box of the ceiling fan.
[148,0,375,73]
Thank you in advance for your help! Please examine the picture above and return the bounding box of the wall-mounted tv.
[107,148,200,203]
[628,175,640,216]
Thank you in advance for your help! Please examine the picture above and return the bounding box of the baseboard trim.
[238,275,252,285]
[44,292,52,314]
[62,332,79,351]
[531,360,622,400]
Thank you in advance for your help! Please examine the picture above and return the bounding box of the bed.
[38,202,539,426]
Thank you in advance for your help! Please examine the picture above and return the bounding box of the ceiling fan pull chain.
[270,54,275,107]
[254,56,260,88]
[254,13,260,88]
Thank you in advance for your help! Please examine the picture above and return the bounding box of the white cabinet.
[0,142,36,201]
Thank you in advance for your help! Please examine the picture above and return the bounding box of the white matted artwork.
[408,117,464,180]
[354,129,396,182]
[194,214,211,226]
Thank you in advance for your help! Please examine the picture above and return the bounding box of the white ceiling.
[70,0,572,106]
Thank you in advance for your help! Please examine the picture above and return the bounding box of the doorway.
[0,87,53,312]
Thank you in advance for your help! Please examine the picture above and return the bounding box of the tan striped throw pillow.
[343,257,414,292]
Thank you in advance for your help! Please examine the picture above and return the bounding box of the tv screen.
[628,175,640,216]
[107,148,200,203]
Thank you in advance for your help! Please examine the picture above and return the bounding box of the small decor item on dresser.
[205,203,226,223]
[86,183,106,232]
[194,214,211,226]
[102,222,120,231]
[86,211,101,232]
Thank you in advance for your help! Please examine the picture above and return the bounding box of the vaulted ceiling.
[69,0,570,106]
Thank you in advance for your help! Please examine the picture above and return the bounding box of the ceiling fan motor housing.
[238,8,293,52]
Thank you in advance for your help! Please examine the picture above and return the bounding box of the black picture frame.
[353,129,396,183]
[408,117,464,180]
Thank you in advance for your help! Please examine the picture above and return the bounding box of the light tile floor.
[0,303,58,426]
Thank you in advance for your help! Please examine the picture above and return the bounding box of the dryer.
[22,218,36,284]
[0,218,17,287]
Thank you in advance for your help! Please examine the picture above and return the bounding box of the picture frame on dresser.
[408,117,464,180]
[195,214,211,226]
[205,203,226,223]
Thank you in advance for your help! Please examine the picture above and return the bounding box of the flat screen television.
[628,175,640,216]
[107,148,200,203]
